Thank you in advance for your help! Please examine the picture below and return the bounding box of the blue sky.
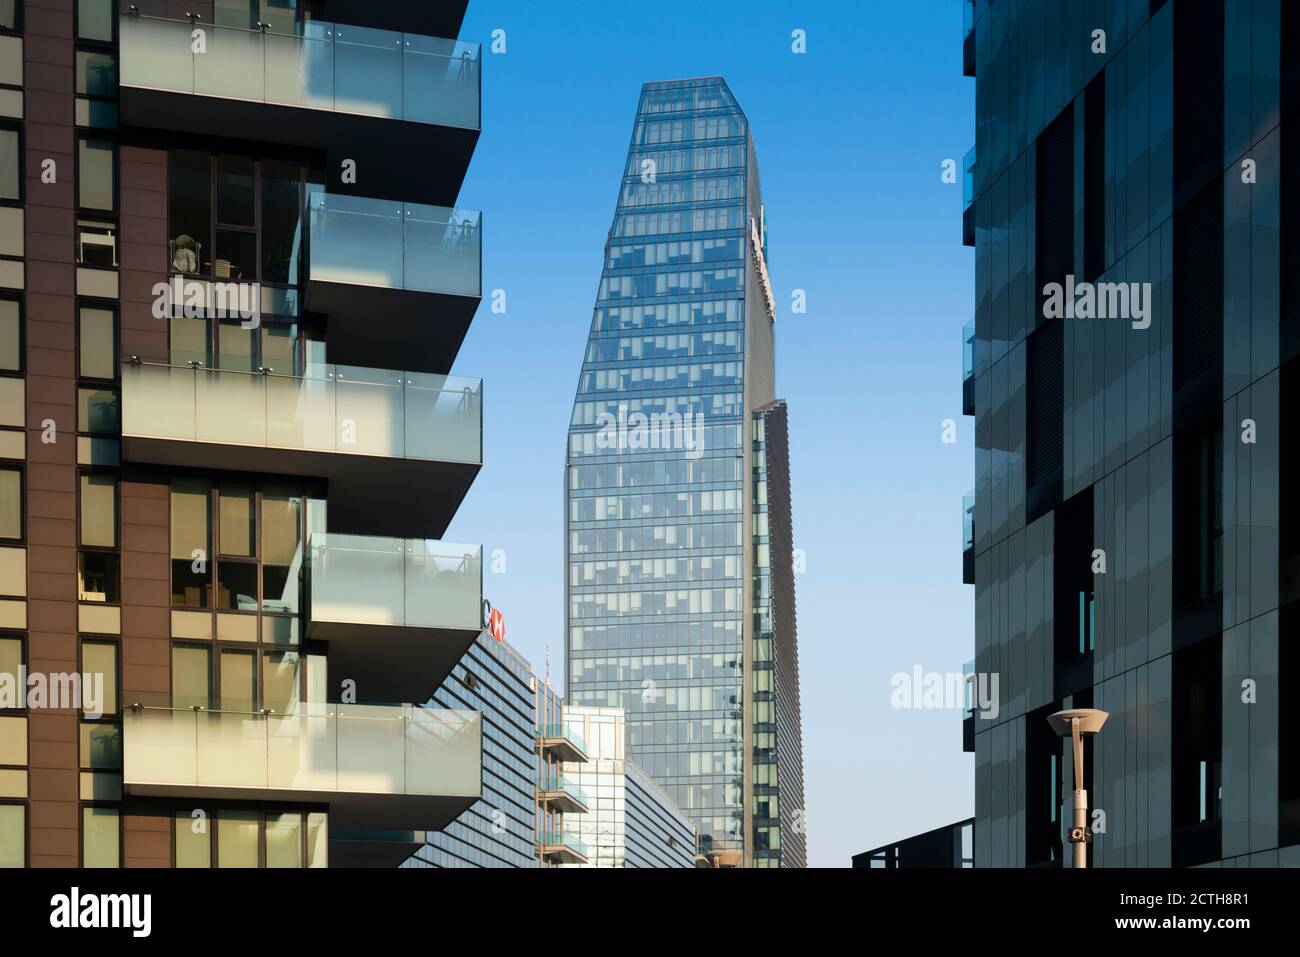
[443,0,975,867]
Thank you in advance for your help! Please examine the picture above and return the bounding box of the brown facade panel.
[24,0,80,869]
[124,811,172,868]
[120,479,171,707]
[120,146,167,359]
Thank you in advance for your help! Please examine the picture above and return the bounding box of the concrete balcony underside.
[310,281,479,376]
[319,0,470,41]
[124,433,476,540]
[127,779,473,833]
[120,88,475,209]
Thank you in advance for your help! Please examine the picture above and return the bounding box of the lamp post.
[1047,708,1108,869]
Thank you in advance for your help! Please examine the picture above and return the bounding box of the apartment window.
[262,488,300,614]
[78,305,115,379]
[169,315,209,368]
[1027,704,1064,867]
[74,48,116,99]
[0,636,20,706]
[82,640,118,716]
[166,149,307,289]
[0,806,20,868]
[81,806,119,867]
[0,297,18,371]
[171,645,211,710]
[217,810,259,867]
[0,466,19,541]
[77,386,118,437]
[0,126,16,202]
[78,551,119,603]
[179,809,324,868]
[265,812,301,867]
[74,38,118,129]
[220,649,256,711]
[262,652,298,715]
[79,720,120,770]
[0,1,18,32]
[0,804,21,867]
[77,134,115,212]
[175,810,210,868]
[79,473,116,548]
[171,479,212,608]
[168,150,211,275]
[76,219,116,267]
[76,0,113,42]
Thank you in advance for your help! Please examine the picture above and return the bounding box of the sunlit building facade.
[564,77,804,865]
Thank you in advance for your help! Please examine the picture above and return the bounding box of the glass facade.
[967,0,1300,868]
[566,77,793,860]
[404,634,539,868]
[559,706,696,868]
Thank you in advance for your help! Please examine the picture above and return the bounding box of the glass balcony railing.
[539,776,589,808]
[306,534,482,633]
[963,320,975,382]
[121,359,482,465]
[963,145,977,209]
[537,724,588,759]
[963,0,976,37]
[306,190,481,299]
[539,830,589,857]
[120,12,480,130]
[123,704,481,800]
[963,490,975,552]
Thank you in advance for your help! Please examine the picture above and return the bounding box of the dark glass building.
[564,77,805,866]
[964,0,1300,867]
[852,819,974,869]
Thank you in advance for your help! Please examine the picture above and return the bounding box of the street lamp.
[1047,708,1108,869]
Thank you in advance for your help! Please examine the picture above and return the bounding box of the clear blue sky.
[443,0,975,867]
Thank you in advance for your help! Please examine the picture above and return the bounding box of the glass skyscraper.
[565,77,805,866]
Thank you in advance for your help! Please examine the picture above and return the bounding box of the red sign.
[487,608,505,642]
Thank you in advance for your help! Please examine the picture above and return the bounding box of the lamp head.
[1047,708,1108,738]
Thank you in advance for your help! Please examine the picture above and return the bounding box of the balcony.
[305,535,482,701]
[538,829,589,865]
[962,145,976,246]
[118,10,479,206]
[123,704,481,833]
[962,490,975,585]
[962,320,975,415]
[536,724,588,763]
[305,191,481,374]
[120,359,481,540]
[537,777,589,815]
[962,0,976,77]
